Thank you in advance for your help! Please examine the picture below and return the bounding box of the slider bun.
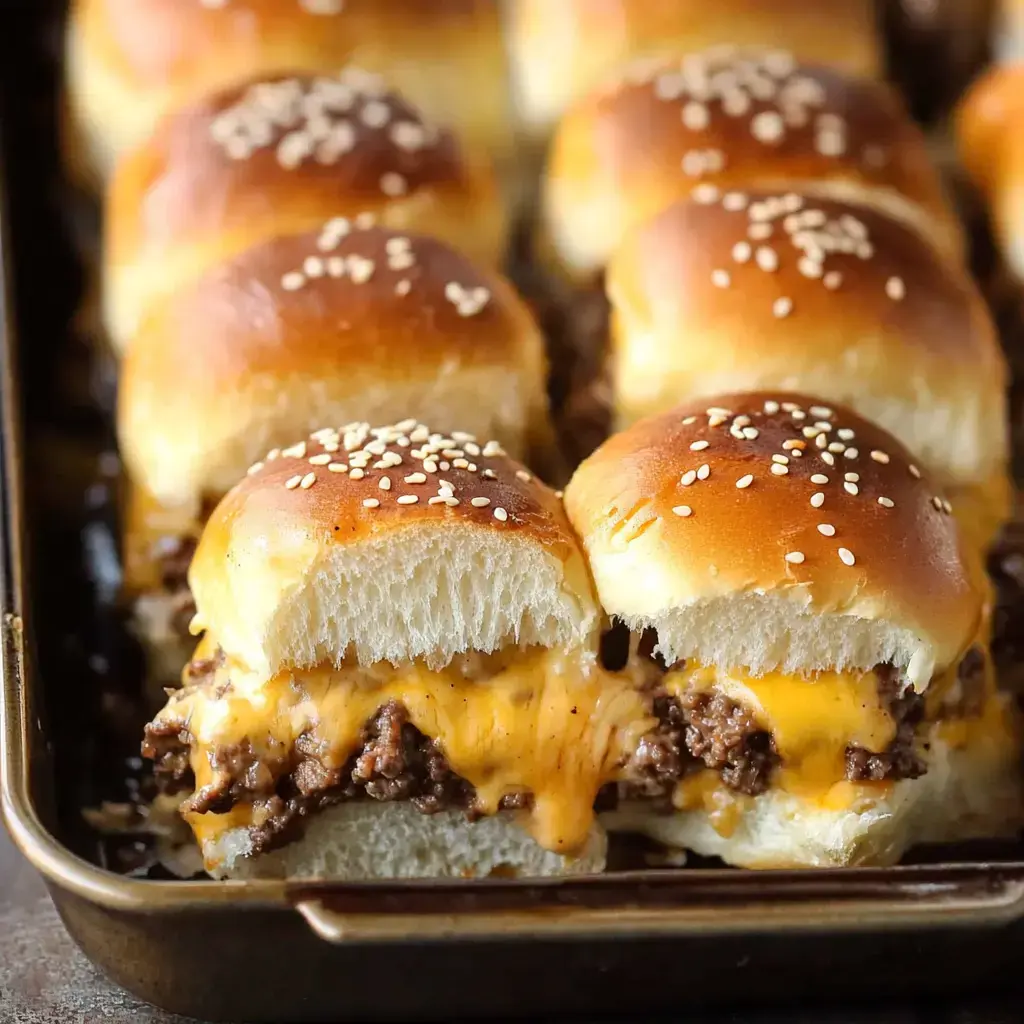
[956,64,1024,277]
[189,420,598,675]
[118,226,548,511]
[605,723,1023,868]
[995,2,1024,60]
[105,68,505,350]
[607,191,1008,542]
[543,49,961,281]
[508,0,881,142]
[563,393,984,685]
[207,803,607,879]
[66,0,511,189]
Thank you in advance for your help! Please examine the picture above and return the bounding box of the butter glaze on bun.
[105,67,505,349]
[66,0,511,189]
[564,393,984,687]
[543,48,960,280]
[607,190,1008,548]
[118,225,549,513]
[507,0,882,142]
[189,420,598,675]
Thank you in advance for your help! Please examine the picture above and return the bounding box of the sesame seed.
[782,439,804,451]
[810,405,833,418]
[697,464,710,480]
[691,183,720,204]
[845,472,859,482]
[784,551,805,564]
[810,492,825,508]
[682,101,710,130]
[751,110,786,144]
[673,505,693,517]
[283,442,307,459]
[690,440,710,451]
[821,451,835,466]
[471,496,491,508]
[838,547,856,566]
[755,247,779,272]
[823,271,842,290]
[770,464,788,476]
[909,464,921,479]
[712,269,731,288]
[396,495,418,505]
[736,474,754,489]
[493,507,508,522]
[803,426,820,439]
[380,171,407,196]
[772,454,789,465]
[247,462,264,475]
[837,428,855,441]
[403,472,426,484]
[300,472,316,489]
[886,276,906,301]
[285,475,303,489]
[681,470,697,486]
[282,271,306,291]
[828,441,845,453]
[878,496,894,508]
[683,416,698,425]
[931,496,943,511]
[810,474,828,484]
[303,256,325,278]
[817,523,836,536]
[308,453,332,466]
[764,400,780,415]
[844,448,859,460]
[378,476,391,491]
[942,499,952,514]
[516,469,532,482]
[723,192,748,211]
[328,463,347,473]
[844,481,859,495]
[773,297,793,318]
[362,496,382,509]
[732,241,753,264]
[708,414,728,427]
[349,468,365,480]
[395,279,412,296]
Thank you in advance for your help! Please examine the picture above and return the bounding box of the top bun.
[190,421,598,676]
[507,0,881,142]
[104,67,505,349]
[542,48,960,281]
[563,393,984,689]
[118,224,548,513]
[66,0,511,189]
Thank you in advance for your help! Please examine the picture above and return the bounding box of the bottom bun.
[205,803,608,880]
[602,729,1022,869]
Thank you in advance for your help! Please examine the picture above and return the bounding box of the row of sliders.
[62,1,1021,875]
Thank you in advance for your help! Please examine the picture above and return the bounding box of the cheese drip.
[664,663,896,800]
[161,646,656,858]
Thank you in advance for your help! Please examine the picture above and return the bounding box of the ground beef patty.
[845,666,926,783]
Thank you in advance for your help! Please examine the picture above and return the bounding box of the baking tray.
[5,3,1024,1021]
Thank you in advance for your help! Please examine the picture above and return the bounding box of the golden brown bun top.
[75,0,501,90]
[956,63,1024,195]
[564,392,983,676]
[118,223,546,507]
[107,67,495,260]
[609,189,998,376]
[544,48,960,274]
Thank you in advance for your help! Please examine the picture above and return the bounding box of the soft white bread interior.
[563,393,986,687]
[606,191,1009,549]
[189,421,599,675]
[542,48,961,282]
[208,803,607,880]
[604,720,1022,868]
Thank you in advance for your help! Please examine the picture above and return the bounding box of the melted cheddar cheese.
[163,647,656,857]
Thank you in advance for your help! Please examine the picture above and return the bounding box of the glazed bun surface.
[508,0,881,141]
[543,48,960,280]
[190,421,598,675]
[607,189,1008,534]
[117,225,548,512]
[105,68,505,349]
[66,0,511,188]
[564,393,984,686]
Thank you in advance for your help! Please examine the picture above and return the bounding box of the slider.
[65,0,511,191]
[565,393,1022,868]
[104,67,506,351]
[142,420,652,879]
[117,222,549,687]
[607,189,1009,551]
[541,46,961,286]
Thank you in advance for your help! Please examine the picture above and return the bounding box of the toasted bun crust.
[956,64,1024,278]
[104,68,506,349]
[190,421,598,674]
[208,803,607,879]
[66,0,511,189]
[542,49,961,280]
[118,226,548,512]
[604,718,1023,868]
[607,191,1008,540]
[507,0,881,141]
[564,393,984,682]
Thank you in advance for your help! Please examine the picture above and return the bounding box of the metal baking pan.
[5,2,1024,1020]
